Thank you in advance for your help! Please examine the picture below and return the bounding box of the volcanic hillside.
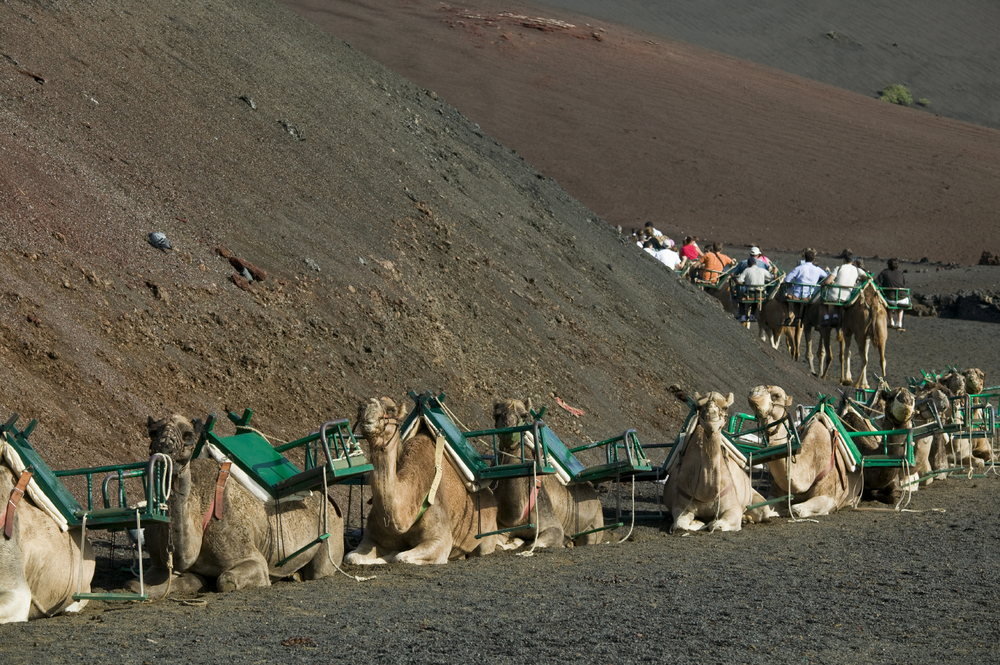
[0,0,825,468]
[286,0,1000,264]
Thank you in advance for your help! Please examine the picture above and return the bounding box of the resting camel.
[922,373,986,470]
[0,464,94,622]
[838,282,888,389]
[912,385,952,485]
[345,397,500,565]
[663,392,776,532]
[839,388,915,503]
[138,415,342,596]
[747,386,861,517]
[492,399,603,547]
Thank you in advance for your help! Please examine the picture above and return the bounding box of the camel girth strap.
[2,468,33,539]
[202,461,232,533]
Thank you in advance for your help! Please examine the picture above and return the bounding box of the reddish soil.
[284,0,1000,265]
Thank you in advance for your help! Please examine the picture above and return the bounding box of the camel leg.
[0,551,31,623]
[744,488,778,523]
[670,509,705,533]
[789,496,839,518]
[217,552,271,591]
[819,329,834,380]
[853,338,870,389]
[470,534,501,556]
[299,536,344,581]
[706,503,744,532]
[840,330,853,386]
[344,535,397,565]
[392,537,452,565]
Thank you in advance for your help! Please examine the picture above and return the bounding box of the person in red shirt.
[679,236,702,263]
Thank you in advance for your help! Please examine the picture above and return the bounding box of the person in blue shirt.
[782,249,828,323]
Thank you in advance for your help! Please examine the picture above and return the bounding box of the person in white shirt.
[824,250,862,303]
[654,238,682,270]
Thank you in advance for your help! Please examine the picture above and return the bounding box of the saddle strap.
[520,476,543,523]
[2,469,33,539]
[202,461,232,533]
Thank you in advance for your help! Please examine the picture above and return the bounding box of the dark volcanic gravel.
[3,476,999,663]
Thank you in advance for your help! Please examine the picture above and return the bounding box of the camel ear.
[725,393,734,407]
[525,398,533,415]
[395,401,407,420]
[783,394,793,407]
[693,391,702,402]
[190,418,204,442]
[147,415,160,438]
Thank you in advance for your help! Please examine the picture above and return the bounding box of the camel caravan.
[681,247,906,390]
[1,368,997,622]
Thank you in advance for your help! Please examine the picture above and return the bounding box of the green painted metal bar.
[746,495,793,511]
[570,522,624,540]
[475,523,534,539]
[275,532,330,567]
[73,592,149,602]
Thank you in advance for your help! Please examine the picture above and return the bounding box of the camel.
[912,385,953,485]
[757,297,799,356]
[0,465,94,622]
[747,386,861,517]
[838,388,915,503]
[491,399,603,547]
[663,392,776,532]
[961,368,994,461]
[344,397,500,565]
[838,282,889,389]
[137,415,342,596]
[921,374,986,470]
[798,303,836,379]
[705,273,739,318]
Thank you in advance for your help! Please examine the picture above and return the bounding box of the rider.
[876,258,908,331]
[735,256,772,322]
[698,242,734,284]
[782,248,828,324]
[820,249,864,326]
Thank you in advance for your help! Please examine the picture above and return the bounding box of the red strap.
[520,476,543,522]
[202,462,231,533]
[812,446,838,487]
[2,469,33,540]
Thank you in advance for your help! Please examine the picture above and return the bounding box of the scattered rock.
[148,232,172,251]
[304,258,321,272]
[52,231,66,244]
[238,94,257,110]
[227,256,267,281]
[978,250,1000,266]
[230,273,252,292]
[277,118,305,140]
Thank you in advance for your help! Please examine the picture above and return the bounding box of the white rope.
[615,475,636,544]
[321,464,374,582]
[517,459,541,557]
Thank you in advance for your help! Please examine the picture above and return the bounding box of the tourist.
[698,242,734,284]
[876,258,908,331]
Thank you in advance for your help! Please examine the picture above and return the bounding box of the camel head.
[963,368,986,395]
[693,391,733,434]
[940,371,967,397]
[747,385,793,424]
[147,414,203,465]
[915,386,951,422]
[493,398,533,451]
[493,399,532,429]
[356,397,406,449]
[881,387,915,427]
